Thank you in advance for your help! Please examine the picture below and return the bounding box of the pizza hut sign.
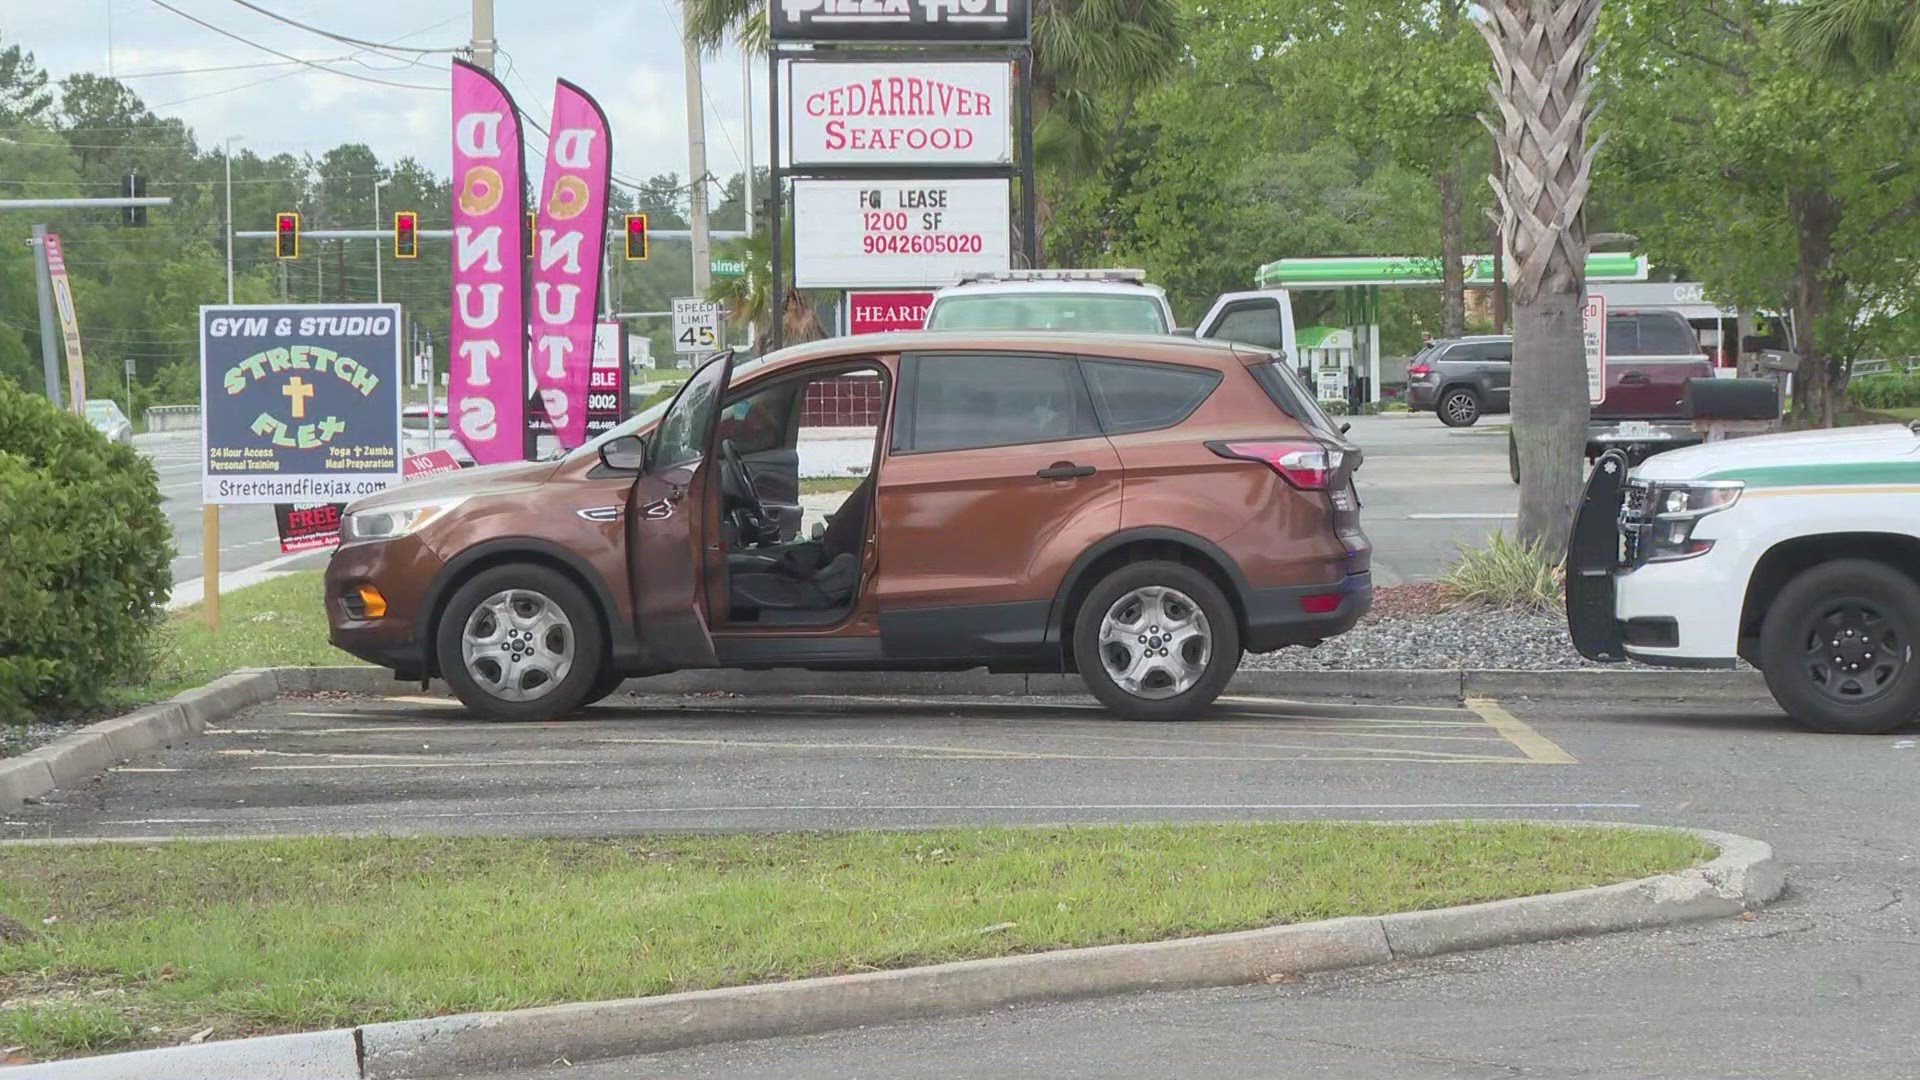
[791,62,1011,166]
[774,0,1030,43]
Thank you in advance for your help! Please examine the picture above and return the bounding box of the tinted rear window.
[1610,313,1699,357]
[1081,359,1221,434]
[1248,359,1340,434]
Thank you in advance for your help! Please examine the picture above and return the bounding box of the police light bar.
[956,268,1149,285]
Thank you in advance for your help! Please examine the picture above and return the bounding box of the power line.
[221,0,467,55]
[145,0,446,92]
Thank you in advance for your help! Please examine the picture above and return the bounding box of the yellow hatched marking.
[1463,698,1577,764]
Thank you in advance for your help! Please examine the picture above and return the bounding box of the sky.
[11,0,767,185]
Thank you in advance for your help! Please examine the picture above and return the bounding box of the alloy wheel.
[1098,586,1213,700]
[1444,392,1477,425]
[461,589,575,702]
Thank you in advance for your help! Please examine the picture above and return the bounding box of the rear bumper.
[1406,384,1438,411]
[1586,420,1701,456]
[1244,573,1373,652]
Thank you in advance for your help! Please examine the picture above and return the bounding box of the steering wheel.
[721,438,771,541]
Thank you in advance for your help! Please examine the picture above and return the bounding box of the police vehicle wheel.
[1759,559,1920,735]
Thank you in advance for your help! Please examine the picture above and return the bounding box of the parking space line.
[1464,698,1578,764]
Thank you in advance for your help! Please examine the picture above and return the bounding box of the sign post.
[1583,294,1608,406]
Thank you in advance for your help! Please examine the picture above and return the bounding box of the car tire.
[436,564,606,721]
[1438,388,1481,427]
[1759,559,1920,735]
[580,671,627,708]
[1074,560,1240,721]
[1508,428,1521,484]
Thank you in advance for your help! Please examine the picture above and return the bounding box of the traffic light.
[275,212,300,259]
[123,174,147,226]
[393,211,418,259]
[625,213,648,261]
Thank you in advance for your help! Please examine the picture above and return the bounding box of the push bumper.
[1244,572,1373,653]
[1565,450,1742,668]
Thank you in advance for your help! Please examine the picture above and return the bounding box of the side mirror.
[599,434,647,472]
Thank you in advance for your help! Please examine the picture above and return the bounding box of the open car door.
[628,351,736,667]
[1194,290,1295,358]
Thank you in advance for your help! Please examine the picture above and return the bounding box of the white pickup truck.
[1568,423,1920,733]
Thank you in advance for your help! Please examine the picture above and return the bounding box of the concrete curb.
[0,671,278,809]
[2,826,1781,1080]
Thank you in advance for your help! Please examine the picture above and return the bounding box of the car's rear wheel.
[1759,559,1920,734]
[436,564,605,721]
[1438,388,1481,427]
[1074,561,1240,721]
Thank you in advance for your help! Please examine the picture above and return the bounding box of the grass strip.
[0,824,1709,1060]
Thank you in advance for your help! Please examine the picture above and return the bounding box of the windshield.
[566,354,771,461]
[927,293,1170,334]
[85,403,115,423]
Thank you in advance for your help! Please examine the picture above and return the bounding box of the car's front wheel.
[1759,559,1920,734]
[1438,388,1481,427]
[436,564,605,721]
[1074,561,1240,721]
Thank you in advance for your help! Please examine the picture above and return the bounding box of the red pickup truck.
[1506,308,1717,481]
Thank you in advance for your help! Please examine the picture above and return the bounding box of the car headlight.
[1639,481,1742,562]
[341,498,466,543]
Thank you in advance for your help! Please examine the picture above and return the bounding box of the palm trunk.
[1788,188,1844,428]
[1480,0,1605,557]
[1438,162,1467,337]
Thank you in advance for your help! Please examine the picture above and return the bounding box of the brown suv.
[324,331,1372,720]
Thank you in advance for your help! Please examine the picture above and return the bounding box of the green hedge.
[1847,373,1920,410]
[0,383,172,721]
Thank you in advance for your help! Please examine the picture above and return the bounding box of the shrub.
[1846,373,1920,410]
[1319,399,1351,416]
[0,382,171,721]
[1440,532,1563,613]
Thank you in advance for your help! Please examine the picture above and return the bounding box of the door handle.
[1620,373,1650,385]
[1037,463,1097,480]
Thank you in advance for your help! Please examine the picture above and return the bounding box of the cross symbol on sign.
[282,376,315,419]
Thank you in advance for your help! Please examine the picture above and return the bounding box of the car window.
[1485,342,1513,363]
[85,403,114,422]
[904,353,1096,453]
[569,355,771,461]
[926,294,1169,334]
[715,380,798,456]
[1205,301,1285,350]
[1610,313,1698,357]
[648,354,729,471]
[1081,359,1221,434]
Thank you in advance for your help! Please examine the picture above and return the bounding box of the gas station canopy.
[1255,253,1648,290]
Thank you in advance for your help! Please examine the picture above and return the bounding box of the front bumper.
[1564,453,1743,668]
[323,534,445,679]
[1244,572,1373,652]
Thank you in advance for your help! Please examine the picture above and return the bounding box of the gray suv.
[1405,336,1512,427]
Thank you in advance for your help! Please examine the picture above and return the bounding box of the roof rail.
[955,268,1149,285]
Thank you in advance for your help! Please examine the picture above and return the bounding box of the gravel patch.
[0,721,79,760]
[1246,608,1605,671]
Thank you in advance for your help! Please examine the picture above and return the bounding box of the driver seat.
[728,477,871,612]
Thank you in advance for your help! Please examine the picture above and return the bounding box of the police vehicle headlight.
[1642,481,1742,562]
[342,498,466,544]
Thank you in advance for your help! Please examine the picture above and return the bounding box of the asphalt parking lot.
[10,688,1920,1079]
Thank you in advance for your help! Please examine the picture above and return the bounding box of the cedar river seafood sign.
[199,303,404,505]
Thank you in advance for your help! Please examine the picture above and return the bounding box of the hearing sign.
[200,303,404,505]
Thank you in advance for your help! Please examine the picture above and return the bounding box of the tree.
[1780,0,1920,68]
[1480,0,1605,554]
[0,34,54,126]
[1601,0,1920,428]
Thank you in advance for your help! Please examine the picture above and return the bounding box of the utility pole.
[374,177,392,303]
[684,0,712,297]
[471,0,496,71]
[224,139,238,303]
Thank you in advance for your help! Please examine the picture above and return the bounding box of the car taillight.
[1408,363,1431,378]
[1207,440,1342,490]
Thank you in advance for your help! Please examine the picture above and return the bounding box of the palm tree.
[683,0,1182,262]
[1478,0,1606,554]
[708,229,833,350]
[1780,0,1920,69]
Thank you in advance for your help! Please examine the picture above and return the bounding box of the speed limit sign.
[671,298,723,355]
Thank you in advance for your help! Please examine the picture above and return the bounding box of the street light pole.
[224,138,238,303]
[374,177,393,304]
